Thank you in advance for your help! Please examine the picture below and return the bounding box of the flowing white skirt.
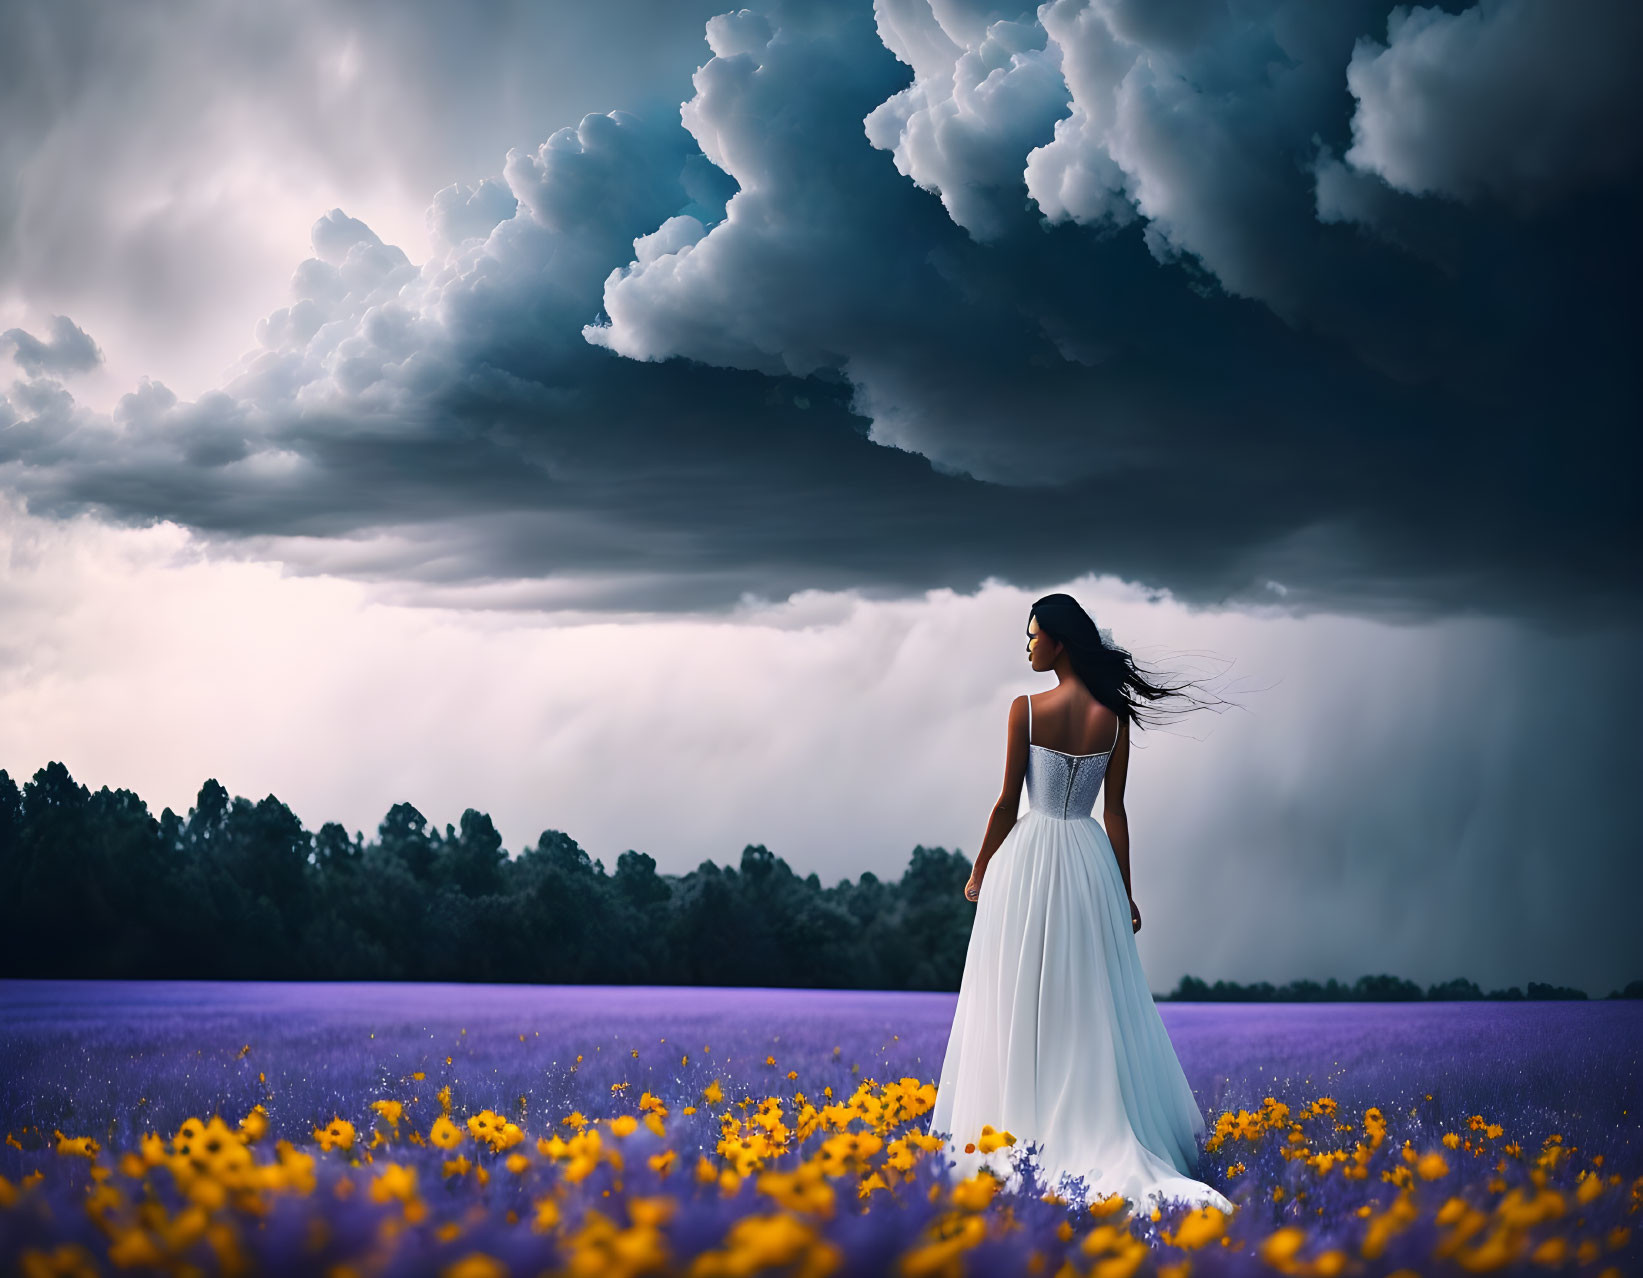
[927,807,1234,1215]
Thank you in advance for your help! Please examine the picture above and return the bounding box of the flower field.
[2,981,1639,1277]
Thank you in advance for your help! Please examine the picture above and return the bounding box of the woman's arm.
[963,695,1029,899]
[1103,717,1134,902]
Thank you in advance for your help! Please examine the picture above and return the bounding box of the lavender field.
[2,980,1639,1277]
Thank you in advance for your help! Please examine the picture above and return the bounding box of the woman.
[927,592,1233,1214]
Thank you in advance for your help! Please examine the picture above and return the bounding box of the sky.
[1,0,1639,996]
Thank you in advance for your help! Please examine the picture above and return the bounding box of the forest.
[3,762,1634,999]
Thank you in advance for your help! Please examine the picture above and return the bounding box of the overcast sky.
[2,0,1639,996]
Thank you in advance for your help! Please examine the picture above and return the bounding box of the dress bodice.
[1025,694,1120,820]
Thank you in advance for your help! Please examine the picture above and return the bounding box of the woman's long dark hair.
[1030,592,1228,732]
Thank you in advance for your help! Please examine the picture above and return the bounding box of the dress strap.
[1026,694,1033,746]
[1108,709,1122,754]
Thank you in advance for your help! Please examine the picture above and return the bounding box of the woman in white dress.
[928,592,1233,1214]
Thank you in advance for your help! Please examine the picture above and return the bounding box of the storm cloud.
[0,0,1638,626]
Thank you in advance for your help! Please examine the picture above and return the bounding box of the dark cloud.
[1340,0,1643,213]
[2,315,103,376]
[0,0,731,398]
[0,0,1638,625]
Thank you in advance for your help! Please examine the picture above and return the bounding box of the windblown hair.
[1030,592,1226,732]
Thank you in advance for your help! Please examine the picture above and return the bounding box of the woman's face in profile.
[1026,615,1057,672]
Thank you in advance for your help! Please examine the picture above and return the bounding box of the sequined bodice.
[1027,745,1113,819]
[1025,695,1119,820]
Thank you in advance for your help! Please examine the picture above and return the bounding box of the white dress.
[927,694,1233,1214]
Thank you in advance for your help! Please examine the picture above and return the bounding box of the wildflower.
[238,1104,269,1143]
[976,1125,1016,1154]
[441,1252,506,1278]
[1165,1206,1227,1249]
[52,1131,99,1159]
[900,1216,986,1276]
[1089,1194,1128,1218]
[692,1212,825,1276]
[950,1170,999,1211]
[314,1118,356,1152]
[370,1163,417,1203]
[1260,1226,1306,1269]
[1416,1151,1450,1179]
[428,1116,464,1149]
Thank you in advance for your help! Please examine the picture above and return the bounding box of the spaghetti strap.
[1108,710,1122,754]
[1026,694,1033,746]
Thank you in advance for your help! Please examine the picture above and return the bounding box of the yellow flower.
[609,1115,639,1138]
[902,1216,986,1275]
[1088,1193,1128,1219]
[951,1171,999,1211]
[370,1163,417,1203]
[698,1212,818,1272]
[441,1251,506,1278]
[370,1099,403,1129]
[1259,1226,1306,1268]
[1415,1151,1450,1180]
[238,1105,269,1143]
[314,1118,355,1152]
[976,1125,1016,1154]
[1166,1206,1227,1250]
[703,1080,724,1105]
[428,1116,464,1150]
[629,1195,677,1227]
[52,1131,99,1159]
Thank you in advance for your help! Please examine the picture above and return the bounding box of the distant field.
[3,980,1639,1275]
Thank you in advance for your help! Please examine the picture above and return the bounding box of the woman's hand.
[1130,897,1142,934]
[964,871,983,902]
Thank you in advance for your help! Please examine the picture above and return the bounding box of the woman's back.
[1026,688,1122,758]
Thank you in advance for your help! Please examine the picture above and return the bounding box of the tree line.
[1158,974,1643,1002]
[2,762,1634,999]
[0,762,972,988]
